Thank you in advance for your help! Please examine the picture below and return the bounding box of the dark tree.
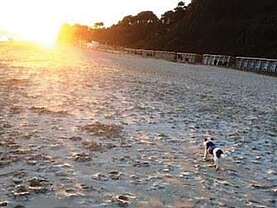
[60,0,277,58]
[177,1,185,7]
[93,22,104,29]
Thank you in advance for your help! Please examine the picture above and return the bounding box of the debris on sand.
[91,172,109,181]
[113,195,130,206]
[80,122,123,138]
[9,105,24,114]
[108,170,122,180]
[71,152,91,162]
[29,106,69,116]
[11,176,50,197]
[0,201,8,207]
[0,79,29,88]
[28,177,49,194]
[12,184,30,197]
[82,141,102,151]
[69,136,82,141]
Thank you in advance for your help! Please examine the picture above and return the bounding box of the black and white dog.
[203,137,224,170]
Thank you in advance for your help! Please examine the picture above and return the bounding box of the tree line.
[57,0,277,58]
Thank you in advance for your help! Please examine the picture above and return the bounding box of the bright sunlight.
[0,1,64,46]
[0,0,183,47]
[18,21,61,47]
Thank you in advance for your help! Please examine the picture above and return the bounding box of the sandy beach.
[0,43,276,208]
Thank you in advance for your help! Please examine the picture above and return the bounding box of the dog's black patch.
[216,149,224,158]
[206,141,215,149]
[206,141,216,155]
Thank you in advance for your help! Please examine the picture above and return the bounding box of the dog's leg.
[203,147,208,161]
[214,156,219,170]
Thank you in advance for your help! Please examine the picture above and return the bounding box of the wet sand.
[0,43,276,208]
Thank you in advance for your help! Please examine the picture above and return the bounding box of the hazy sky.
[0,0,191,44]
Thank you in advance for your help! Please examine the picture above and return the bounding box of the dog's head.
[203,137,214,147]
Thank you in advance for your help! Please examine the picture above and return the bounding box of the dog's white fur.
[203,138,224,170]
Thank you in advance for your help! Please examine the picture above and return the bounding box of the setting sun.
[17,21,61,47]
[0,0,184,46]
[0,1,66,46]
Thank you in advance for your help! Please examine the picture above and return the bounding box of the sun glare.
[19,23,61,47]
[0,1,64,47]
[0,0,186,47]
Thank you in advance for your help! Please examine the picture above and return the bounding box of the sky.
[0,0,191,45]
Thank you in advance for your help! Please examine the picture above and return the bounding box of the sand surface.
[0,43,276,208]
